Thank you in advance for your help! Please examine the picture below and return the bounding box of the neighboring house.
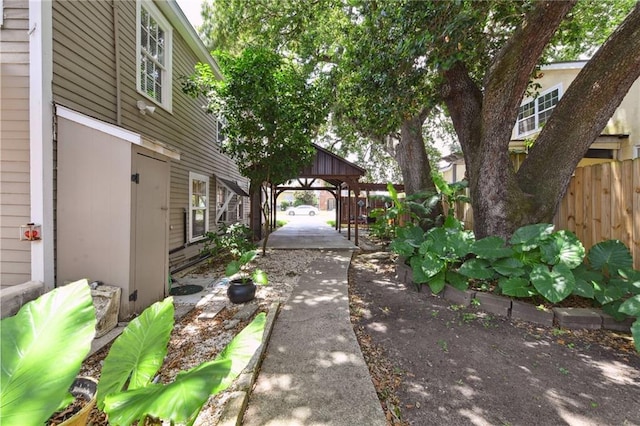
[511,61,640,164]
[0,0,249,319]
[440,61,640,181]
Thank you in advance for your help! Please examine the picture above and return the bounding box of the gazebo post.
[271,184,276,232]
[347,186,352,241]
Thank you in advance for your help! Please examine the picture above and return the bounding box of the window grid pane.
[140,6,166,103]
[516,88,560,135]
[189,175,209,240]
[537,89,559,128]
[192,209,206,239]
[517,100,535,134]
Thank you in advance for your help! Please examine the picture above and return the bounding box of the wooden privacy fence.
[555,159,640,269]
[452,158,640,269]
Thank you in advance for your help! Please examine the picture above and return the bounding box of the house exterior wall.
[56,117,133,301]
[510,62,640,161]
[608,77,640,160]
[50,0,249,273]
[0,0,31,286]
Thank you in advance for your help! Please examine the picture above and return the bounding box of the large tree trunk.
[444,1,640,241]
[392,112,443,229]
[443,1,577,239]
[517,2,640,222]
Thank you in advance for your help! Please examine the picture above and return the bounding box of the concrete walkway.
[243,251,386,425]
[264,216,358,250]
[242,221,386,425]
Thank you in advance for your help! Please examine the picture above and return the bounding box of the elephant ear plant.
[225,249,268,285]
[97,298,266,425]
[0,280,96,426]
[573,240,640,350]
[0,279,268,425]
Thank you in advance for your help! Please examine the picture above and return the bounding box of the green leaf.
[225,260,242,277]
[97,298,175,410]
[458,258,494,280]
[418,239,434,256]
[104,313,266,425]
[390,240,415,258]
[587,240,633,272]
[509,223,555,251]
[447,229,475,258]
[470,236,513,259]
[499,277,537,298]
[414,252,445,280]
[0,280,96,426]
[571,264,600,299]
[530,263,575,303]
[539,230,585,268]
[425,227,448,256]
[618,268,640,294]
[445,270,469,291]
[602,300,627,321]
[491,257,525,277]
[443,214,464,230]
[252,269,268,285]
[631,320,640,352]
[572,279,595,299]
[515,249,543,266]
[593,282,626,305]
[239,250,257,265]
[409,256,430,284]
[428,270,446,294]
[619,295,640,317]
[402,225,426,247]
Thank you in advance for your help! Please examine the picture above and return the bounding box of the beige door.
[132,151,169,313]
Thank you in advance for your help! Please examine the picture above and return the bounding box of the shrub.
[98,298,266,425]
[0,280,268,425]
[0,280,96,426]
[391,221,640,350]
[202,223,256,261]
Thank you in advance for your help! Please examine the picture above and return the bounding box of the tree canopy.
[183,47,327,190]
[198,0,640,239]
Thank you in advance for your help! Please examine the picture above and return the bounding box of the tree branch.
[517,2,640,217]
[482,1,577,146]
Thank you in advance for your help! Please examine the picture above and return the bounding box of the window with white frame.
[516,85,561,137]
[136,0,172,110]
[217,184,228,222]
[237,196,244,220]
[189,172,209,241]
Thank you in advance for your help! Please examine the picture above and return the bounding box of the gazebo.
[250,144,403,246]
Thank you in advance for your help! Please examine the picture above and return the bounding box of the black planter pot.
[227,278,256,304]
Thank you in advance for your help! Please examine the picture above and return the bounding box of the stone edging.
[396,260,634,333]
[217,301,280,426]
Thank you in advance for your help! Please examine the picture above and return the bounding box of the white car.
[287,205,319,216]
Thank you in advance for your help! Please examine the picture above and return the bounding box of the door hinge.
[129,290,138,302]
[131,173,140,184]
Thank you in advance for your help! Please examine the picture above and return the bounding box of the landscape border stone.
[553,307,603,330]
[395,262,633,334]
[216,301,280,426]
[474,292,512,317]
[443,285,475,307]
[601,313,637,332]
[511,300,554,327]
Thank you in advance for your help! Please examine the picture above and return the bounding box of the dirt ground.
[349,250,640,426]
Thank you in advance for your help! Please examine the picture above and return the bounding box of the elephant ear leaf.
[0,280,96,426]
[104,312,267,425]
[587,240,632,273]
[97,297,175,410]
